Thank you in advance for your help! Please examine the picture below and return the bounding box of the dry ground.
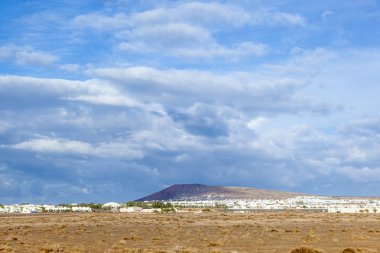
[1,212,380,253]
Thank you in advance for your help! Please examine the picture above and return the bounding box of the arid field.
[1,212,380,253]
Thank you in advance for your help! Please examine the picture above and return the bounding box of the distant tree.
[90,203,102,210]
[123,201,174,210]
[215,202,227,208]
[101,206,111,211]
[124,201,152,209]
[161,206,175,213]
[58,203,71,207]
[78,203,102,210]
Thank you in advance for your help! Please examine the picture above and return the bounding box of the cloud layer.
[1,0,380,203]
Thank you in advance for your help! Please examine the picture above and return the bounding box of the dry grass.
[0,212,379,252]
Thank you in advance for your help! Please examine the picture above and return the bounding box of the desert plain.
[1,212,380,253]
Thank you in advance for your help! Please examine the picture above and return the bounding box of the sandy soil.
[1,212,380,253]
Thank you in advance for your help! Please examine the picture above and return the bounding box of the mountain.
[136,184,302,201]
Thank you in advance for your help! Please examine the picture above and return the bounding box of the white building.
[72,206,92,212]
[120,206,143,213]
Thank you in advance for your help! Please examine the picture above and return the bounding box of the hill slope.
[136,184,302,201]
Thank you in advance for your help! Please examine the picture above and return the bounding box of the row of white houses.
[1,196,380,214]
[0,203,158,214]
[0,204,92,214]
[171,195,380,213]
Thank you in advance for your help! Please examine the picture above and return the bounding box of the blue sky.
[1,0,380,204]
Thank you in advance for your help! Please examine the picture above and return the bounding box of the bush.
[290,247,323,253]
[161,207,175,213]
[342,248,362,253]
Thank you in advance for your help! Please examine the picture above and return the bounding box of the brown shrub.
[290,247,323,253]
[39,248,54,253]
[341,249,362,253]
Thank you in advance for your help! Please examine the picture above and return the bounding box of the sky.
[1,0,380,204]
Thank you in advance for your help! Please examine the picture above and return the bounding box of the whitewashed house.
[72,206,92,212]
[120,206,143,213]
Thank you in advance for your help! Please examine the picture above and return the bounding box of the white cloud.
[247,116,267,130]
[0,45,14,61]
[0,44,59,67]
[2,0,380,201]
[129,2,305,28]
[117,22,267,59]
[270,12,306,26]
[169,41,267,59]
[10,138,93,154]
[7,137,143,159]
[346,146,368,163]
[0,75,143,108]
[118,23,212,47]
[321,10,334,20]
[338,166,380,182]
[86,56,328,115]
[59,64,81,72]
[72,12,129,30]
[340,118,380,136]
[94,141,143,158]
[67,93,141,107]
[127,163,159,176]
[266,47,337,76]
[69,2,305,60]
[0,174,16,189]
[0,47,349,192]
[175,153,190,162]
[73,2,252,31]
[304,157,340,175]
[0,74,82,94]
[130,2,252,28]
[100,2,306,29]
[0,120,9,134]
[15,49,58,66]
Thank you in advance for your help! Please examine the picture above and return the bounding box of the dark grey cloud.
[169,103,230,138]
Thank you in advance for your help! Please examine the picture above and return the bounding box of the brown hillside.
[136,184,302,201]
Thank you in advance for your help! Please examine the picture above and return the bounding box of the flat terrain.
[1,212,380,253]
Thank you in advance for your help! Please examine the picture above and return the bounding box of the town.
[1,196,380,214]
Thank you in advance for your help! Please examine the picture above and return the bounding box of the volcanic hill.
[136,184,302,201]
